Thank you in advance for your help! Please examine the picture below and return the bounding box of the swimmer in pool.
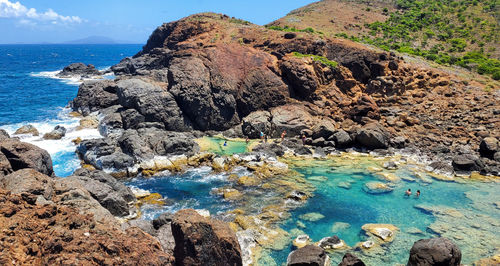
[416,190,420,198]
[405,188,412,197]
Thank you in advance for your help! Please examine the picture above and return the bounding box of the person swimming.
[223,140,227,146]
[416,190,420,198]
[405,188,412,197]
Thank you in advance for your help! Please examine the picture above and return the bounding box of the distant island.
[64,35,139,44]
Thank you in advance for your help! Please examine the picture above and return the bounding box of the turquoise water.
[265,160,500,265]
[125,166,250,220]
[199,136,251,155]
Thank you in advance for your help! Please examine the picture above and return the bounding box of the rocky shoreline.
[2,12,499,266]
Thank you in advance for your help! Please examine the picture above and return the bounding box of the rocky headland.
[3,11,499,266]
[67,13,498,178]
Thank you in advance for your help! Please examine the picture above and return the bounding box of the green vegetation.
[292,52,338,68]
[336,0,500,79]
[266,25,323,35]
[229,18,251,25]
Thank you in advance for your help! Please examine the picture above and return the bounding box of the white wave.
[0,107,102,175]
[30,66,114,85]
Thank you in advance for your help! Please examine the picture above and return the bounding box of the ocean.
[0,44,142,176]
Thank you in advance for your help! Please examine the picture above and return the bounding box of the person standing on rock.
[281,130,286,142]
[260,131,264,141]
[301,134,306,145]
[245,136,249,144]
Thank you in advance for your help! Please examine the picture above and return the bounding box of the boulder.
[318,236,345,249]
[271,105,314,137]
[355,123,390,149]
[338,253,365,266]
[287,245,330,266]
[479,137,498,159]
[252,143,285,157]
[407,237,461,266]
[332,130,352,148]
[71,80,119,115]
[241,110,273,138]
[14,124,39,136]
[116,78,191,131]
[171,209,242,266]
[312,119,336,139]
[43,125,67,140]
[0,169,54,202]
[0,139,53,176]
[57,62,100,77]
[452,154,485,172]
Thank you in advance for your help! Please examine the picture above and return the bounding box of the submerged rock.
[287,245,330,266]
[407,237,461,266]
[362,181,393,194]
[299,212,325,222]
[361,223,398,242]
[172,209,242,266]
[338,253,365,266]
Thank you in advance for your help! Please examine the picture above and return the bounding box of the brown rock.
[171,209,242,266]
[0,139,53,176]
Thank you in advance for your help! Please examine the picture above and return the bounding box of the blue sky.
[0,0,316,44]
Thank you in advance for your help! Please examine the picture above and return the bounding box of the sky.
[0,0,316,44]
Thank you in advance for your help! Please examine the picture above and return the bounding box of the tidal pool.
[126,147,500,265]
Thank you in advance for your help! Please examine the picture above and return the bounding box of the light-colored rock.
[299,212,325,222]
[362,224,399,242]
[292,234,310,249]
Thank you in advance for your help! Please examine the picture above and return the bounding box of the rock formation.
[171,209,242,266]
[407,237,462,266]
[57,62,101,77]
[67,13,498,177]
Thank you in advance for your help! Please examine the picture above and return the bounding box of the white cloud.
[0,0,83,24]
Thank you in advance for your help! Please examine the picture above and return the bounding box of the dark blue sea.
[0,44,142,176]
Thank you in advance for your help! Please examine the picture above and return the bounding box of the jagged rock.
[121,108,145,129]
[338,253,365,266]
[116,78,191,131]
[281,56,319,98]
[242,110,273,138]
[69,169,136,217]
[355,122,390,149]
[153,212,174,230]
[287,245,330,266]
[479,137,498,159]
[0,129,10,141]
[407,237,461,266]
[319,236,345,249]
[171,209,242,266]
[0,188,173,265]
[43,126,67,140]
[0,151,12,177]
[98,110,123,136]
[71,80,119,115]
[14,124,39,136]
[57,62,101,77]
[0,139,53,176]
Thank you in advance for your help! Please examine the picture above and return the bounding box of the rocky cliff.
[71,13,499,176]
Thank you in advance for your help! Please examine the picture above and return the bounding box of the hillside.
[269,0,500,80]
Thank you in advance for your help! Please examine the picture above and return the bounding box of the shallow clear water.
[266,159,500,265]
[198,136,252,155]
[125,166,251,220]
[0,44,141,176]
